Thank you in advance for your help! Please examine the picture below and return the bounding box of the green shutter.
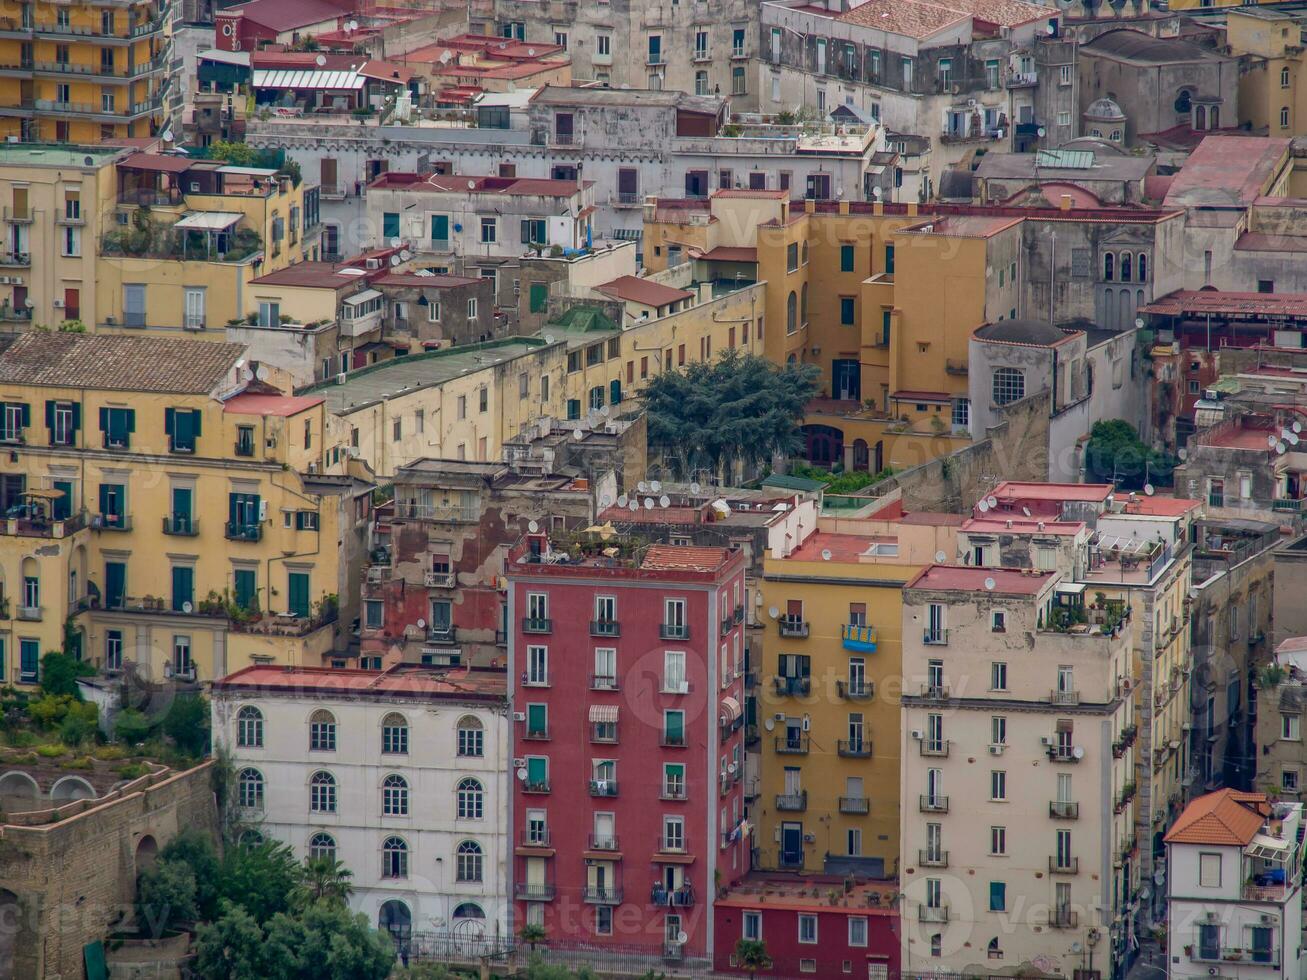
[164,407,175,438]
[124,409,134,433]
[287,572,310,618]
[432,214,449,241]
[233,569,256,610]
[52,480,72,520]
[665,711,684,742]
[383,212,399,239]
[527,703,546,733]
[989,881,1006,911]
[526,756,546,785]
[44,400,54,432]
[190,409,201,437]
[69,402,80,434]
[18,402,28,428]
[98,483,111,516]
[840,244,854,272]
[104,562,125,608]
[171,566,193,611]
[529,282,548,313]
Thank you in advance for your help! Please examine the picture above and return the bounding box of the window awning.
[343,288,382,306]
[589,704,619,724]
[719,696,742,723]
[1055,582,1087,595]
[173,211,242,231]
[252,68,365,91]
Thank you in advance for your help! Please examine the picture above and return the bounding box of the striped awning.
[720,696,742,723]
[253,68,365,91]
[589,704,619,723]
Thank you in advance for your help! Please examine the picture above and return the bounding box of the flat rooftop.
[906,564,1055,595]
[991,481,1115,503]
[1163,135,1290,209]
[302,339,548,413]
[0,143,127,167]
[961,517,1086,536]
[213,664,507,699]
[716,873,897,914]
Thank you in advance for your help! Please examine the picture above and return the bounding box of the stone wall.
[0,761,218,980]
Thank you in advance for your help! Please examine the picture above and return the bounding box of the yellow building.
[1229,7,1307,135]
[95,153,321,333]
[756,509,959,873]
[0,0,169,143]
[0,331,372,687]
[0,141,126,329]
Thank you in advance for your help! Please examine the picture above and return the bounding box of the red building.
[713,875,901,979]
[507,533,748,967]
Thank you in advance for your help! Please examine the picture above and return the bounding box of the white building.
[1165,790,1304,980]
[211,664,509,943]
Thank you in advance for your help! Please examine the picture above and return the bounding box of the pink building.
[506,533,748,967]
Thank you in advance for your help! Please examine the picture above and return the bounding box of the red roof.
[961,517,1085,536]
[1163,135,1291,208]
[713,188,788,200]
[373,272,482,289]
[905,564,1055,595]
[213,663,507,698]
[596,275,695,308]
[224,392,324,417]
[992,481,1115,503]
[1165,789,1269,846]
[249,262,365,289]
[1121,496,1201,517]
[222,0,348,33]
[696,245,758,262]
[785,531,885,563]
[1141,289,1307,319]
[120,152,193,174]
[369,172,587,197]
[640,544,730,573]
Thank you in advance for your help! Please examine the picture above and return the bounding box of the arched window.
[310,771,337,813]
[786,291,797,334]
[1109,129,1122,142]
[1195,104,1207,130]
[238,767,264,809]
[383,774,409,816]
[992,367,1025,406]
[457,777,484,819]
[457,716,484,757]
[988,938,1001,954]
[1283,66,1292,88]
[382,836,408,878]
[309,709,336,751]
[1138,253,1148,282]
[801,283,809,326]
[309,832,336,860]
[453,902,485,920]
[1120,252,1132,283]
[1103,252,1114,281]
[238,829,264,847]
[1211,106,1219,129]
[456,840,483,882]
[382,713,408,755]
[379,899,411,940]
[1175,89,1192,114]
[237,706,263,748]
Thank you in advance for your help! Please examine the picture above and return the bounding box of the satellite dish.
[821,549,832,561]
[347,19,358,30]
[528,48,536,56]
[1177,447,1188,460]
[1022,507,1032,517]
[644,498,655,510]
[255,365,268,381]
[768,606,780,619]
[389,254,401,267]
[399,248,412,262]
[516,768,527,781]
[677,932,688,945]
[987,495,998,508]
[617,495,629,508]
[1295,421,1303,434]
[1277,442,1288,455]
[182,601,193,614]
[650,480,662,493]
[983,577,996,591]
[315,54,327,66]
[1071,944,1083,955]
[573,429,584,441]
[467,180,477,190]
[637,481,648,494]
[628,500,639,512]
[1036,126,1046,138]
[1046,21,1056,33]
[763,717,776,731]
[1072,745,1085,759]
[241,367,255,381]
[416,618,426,629]
[935,550,947,563]
[599,495,612,509]
[659,495,671,508]
[978,499,990,512]
[872,186,882,200]
[544,334,555,344]
[727,761,738,773]
[1144,484,1155,496]
[527,520,539,533]
[1268,435,1279,449]
[389,237,402,249]
[1291,433,1301,446]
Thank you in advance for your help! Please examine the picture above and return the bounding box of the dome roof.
[975,319,1070,346]
[1084,97,1126,122]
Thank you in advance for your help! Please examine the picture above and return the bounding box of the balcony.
[582,886,622,904]
[518,831,551,849]
[161,515,198,536]
[3,510,87,538]
[774,735,810,755]
[589,779,619,797]
[923,628,949,645]
[522,616,552,634]
[918,905,949,923]
[225,522,262,542]
[661,732,687,748]
[663,942,684,962]
[514,883,555,901]
[918,849,949,868]
[1049,689,1080,706]
[1047,745,1081,764]
[1006,70,1038,88]
[589,674,619,691]
[523,778,550,793]
[1049,801,1080,820]
[654,835,689,855]
[660,623,690,640]
[841,624,877,651]
[427,625,456,645]
[612,191,642,208]
[919,739,950,758]
[523,724,549,741]
[650,884,695,907]
[1047,909,1078,929]
[839,796,869,814]
[92,514,131,531]
[919,794,949,813]
[778,616,809,638]
[424,570,456,588]
[775,791,807,811]
[3,207,32,224]
[1049,856,1079,875]
[837,680,874,700]
[838,739,872,758]
[660,786,687,801]
[590,619,620,637]
[919,684,950,700]
[16,604,41,621]
[587,834,619,851]
[55,208,85,227]
[0,250,30,266]
[773,676,810,697]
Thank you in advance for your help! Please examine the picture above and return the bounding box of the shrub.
[114,708,151,746]
[58,701,99,746]
[35,743,66,758]
[137,858,199,937]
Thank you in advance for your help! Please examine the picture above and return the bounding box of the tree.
[39,650,93,698]
[57,700,98,746]
[114,707,152,746]
[159,829,223,921]
[136,858,198,937]
[299,901,395,980]
[733,938,772,976]
[161,693,210,758]
[218,839,303,921]
[642,350,820,478]
[520,922,547,951]
[1084,420,1175,490]
[208,140,258,167]
[194,902,277,980]
[299,855,354,906]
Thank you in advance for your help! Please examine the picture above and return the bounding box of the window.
[238,768,264,809]
[743,911,762,940]
[383,713,408,754]
[1282,107,1291,129]
[0,401,29,443]
[99,406,134,449]
[468,297,478,319]
[237,706,263,748]
[383,774,409,816]
[457,777,484,819]
[105,630,122,671]
[991,662,1007,690]
[732,66,746,95]
[308,832,336,860]
[992,367,1024,406]
[938,58,952,89]
[382,836,408,878]
[457,716,484,756]
[309,709,337,751]
[849,917,867,946]
[990,770,1006,800]
[990,826,1006,855]
[786,291,797,334]
[309,771,337,813]
[479,217,497,243]
[840,244,855,272]
[663,763,686,798]
[989,881,1006,912]
[663,709,686,746]
[840,296,855,325]
[1198,852,1221,887]
[991,716,1006,744]
[798,914,817,943]
[1283,768,1299,791]
[1282,714,1300,741]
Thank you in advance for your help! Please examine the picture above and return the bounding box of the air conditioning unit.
[1040,735,1053,746]
[911,729,923,740]
[773,713,785,721]
[988,743,1005,755]
[513,711,526,721]
[307,461,318,474]
[803,833,816,843]
[1260,913,1274,924]
[513,758,526,768]
[336,373,347,384]
[347,447,361,458]
[0,276,10,285]
[52,299,64,308]
[257,499,268,520]
[266,436,277,448]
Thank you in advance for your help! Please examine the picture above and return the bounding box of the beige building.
[899,565,1138,977]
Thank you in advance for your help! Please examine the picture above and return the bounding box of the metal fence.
[404,931,712,977]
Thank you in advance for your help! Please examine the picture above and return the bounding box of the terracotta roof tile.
[640,544,730,573]
[838,0,1050,39]
[0,332,245,395]
[1165,788,1268,846]
[596,275,695,308]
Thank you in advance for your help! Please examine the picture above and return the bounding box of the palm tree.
[300,855,354,905]
[519,922,547,952]
[734,938,772,976]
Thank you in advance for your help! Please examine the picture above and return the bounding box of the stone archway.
[50,775,96,803]
[0,771,38,813]
[0,888,20,978]
[135,835,159,875]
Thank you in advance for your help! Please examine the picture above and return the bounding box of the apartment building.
[0,331,370,686]
[1165,790,1304,980]
[0,0,169,144]
[211,664,510,940]
[1254,638,1307,804]
[1229,8,1307,137]
[899,565,1138,976]
[505,534,748,967]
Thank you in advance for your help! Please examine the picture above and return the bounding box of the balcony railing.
[918,905,949,923]
[923,628,949,645]
[518,831,551,848]
[838,739,872,758]
[837,680,874,700]
[655,835,689,854]
[587,834,619,851]
[426,625,456,645]
[1047,745,1081,763]
[523,724,549,740]
[775,791,807,811]
[522,617,552,634]
[3,510,86,538]
[919,739,950,757]
[1049,801,1080,819]
[424,570,456,588]
[1049,856,1079,875]
[778,616,809,638]
[590,619,620,637]
[660,623,690,640]
[16,604,41,621]
[589,779,619,797]
[1049,689,1080,705]
[839,796,869,814]
[225,521,262,542]
[919,794,949,813]
[660,786,687,801]
[774,735,809,755]
[1048,909,1077,929]
[93,514,131,531]
[650,884,695,907]
[523,778,550,793]
[589,674,619,691]
[841,624,877,651]
[161,515,198,536]
[773,676,810,697]
[918,849,949,868]
[514,883,555,901]
[582,886,622,904]
[919,684,950,700]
